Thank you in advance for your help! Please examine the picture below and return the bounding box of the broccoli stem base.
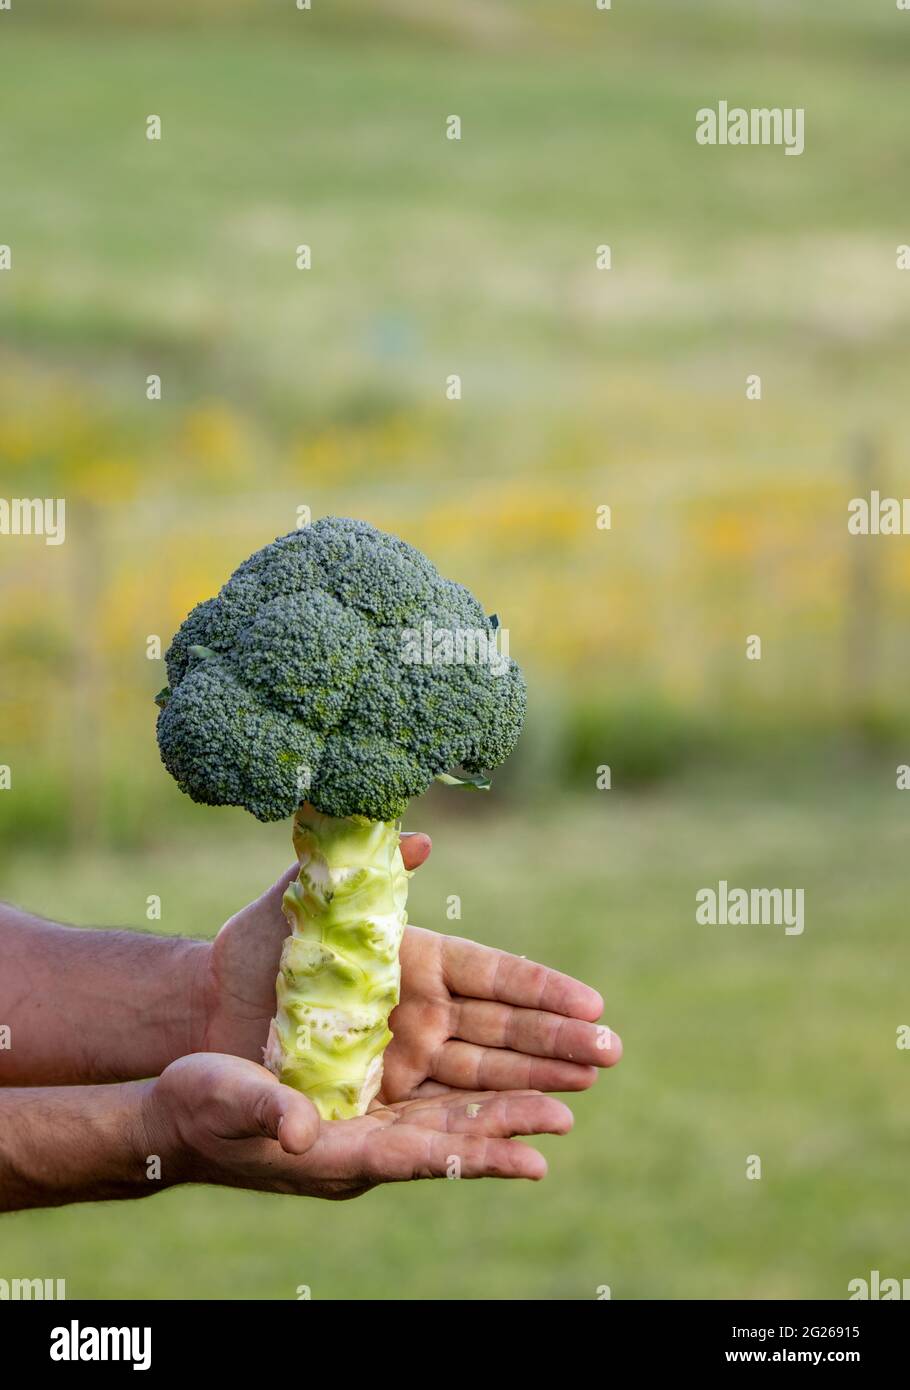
[263,802,408,1120]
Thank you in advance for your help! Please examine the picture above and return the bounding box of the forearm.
[0,904,210,1085]
[0,1080,167,1212]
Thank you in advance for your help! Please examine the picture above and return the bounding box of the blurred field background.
[1,0,909,1299]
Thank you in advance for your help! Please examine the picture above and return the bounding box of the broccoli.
[156,516,525,1118]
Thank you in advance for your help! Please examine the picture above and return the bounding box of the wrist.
[181,939,216,1058]
[137,1075,191,1190]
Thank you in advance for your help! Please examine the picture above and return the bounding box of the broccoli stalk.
[156,517,525,1121]
[263,803,408,1118]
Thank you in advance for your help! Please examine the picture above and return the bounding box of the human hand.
[142,1053,572,1199]
[198,833,434,1062]
[380,922,621,1103]
[199,834,622,1102]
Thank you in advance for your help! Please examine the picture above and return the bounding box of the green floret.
[315,737,428,820]
[156,516,526,823]
[163,596,220,687]
[236,591,370,728]
[157,656,324,822]
[463,658,526,771]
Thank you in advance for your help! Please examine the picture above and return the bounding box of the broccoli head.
[156,517,526,822]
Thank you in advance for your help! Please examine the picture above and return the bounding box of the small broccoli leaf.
[187,645,217,661]
[435,771,492,792]
[487,613,500,629]
[154,686,171,709]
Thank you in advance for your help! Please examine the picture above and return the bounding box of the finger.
[203,1056,321,1152]
[264,864,304,913]
[430,1040,599,1093]
[442,936,604,1021]
[391,1089,573,1138]
[362,1125,548,1182]
[399,831,431,870]
[273,1090,323,1156]
[407,1079,456,1100]
[451,998,622,1068]
[221,863,301,945]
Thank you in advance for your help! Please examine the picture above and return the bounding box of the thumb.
[272,1087,322,1156]
[207,1057,321,1154]
[399,831,431,870]
[253,1079,321,1156]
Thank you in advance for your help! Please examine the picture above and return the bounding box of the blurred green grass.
[3,1,909,426]
[2,770,907,1300]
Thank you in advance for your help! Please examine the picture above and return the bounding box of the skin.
[0,1059,574,1212]
[0,833,621,1210]
[204,833,623,1101]
[142,1055,574,1200]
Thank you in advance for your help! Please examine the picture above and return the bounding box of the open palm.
[147,1053,575,1200]
[199,834,621,1103]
